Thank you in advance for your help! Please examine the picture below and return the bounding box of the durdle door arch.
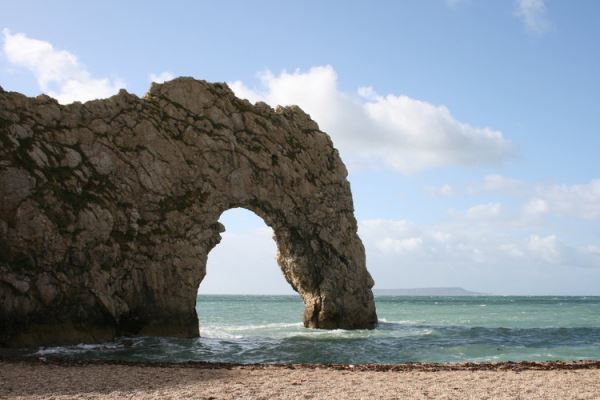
[0,78,378,347]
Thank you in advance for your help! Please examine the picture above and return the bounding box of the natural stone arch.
[0,79,377,347]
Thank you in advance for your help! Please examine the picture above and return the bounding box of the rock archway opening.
[200,207,296,296]
[197,207,303,335]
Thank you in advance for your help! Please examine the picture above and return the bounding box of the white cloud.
[515,0,550,34]
[359,217,600,273]
[528,234,561,263]
[499,243,525,258]
[2,29,123,104]
[228,80,263,104]
[482,174,524,193]
[229,65,512,173]
[468,176,600,221]
[359,219,415,237]
[438,184,454,196]
[427,184,454,197]
[360,177,600,274]
[587,245,600,256]
[522,197,549,217]
[538,180,600,220]
[376,237,423,254]
[149,71,175,84]
[466,174,524,196]
[357,85,378,100]
[466,203,503,219]
[432,231,452,243]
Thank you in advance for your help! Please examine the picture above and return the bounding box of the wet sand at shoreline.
[1,360,600,399]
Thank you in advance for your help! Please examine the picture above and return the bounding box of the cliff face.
[0,78,377,347]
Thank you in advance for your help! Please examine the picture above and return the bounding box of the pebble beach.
[1,360,600,400]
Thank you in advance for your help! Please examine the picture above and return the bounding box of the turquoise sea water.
[34,295,600,364]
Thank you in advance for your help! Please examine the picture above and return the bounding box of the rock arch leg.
[273,225,377,330]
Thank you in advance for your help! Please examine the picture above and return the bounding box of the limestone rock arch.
[0,78,377,347]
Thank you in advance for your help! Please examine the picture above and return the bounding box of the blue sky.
[2,0,599,294]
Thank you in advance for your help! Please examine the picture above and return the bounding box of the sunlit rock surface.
[0,78,377,347]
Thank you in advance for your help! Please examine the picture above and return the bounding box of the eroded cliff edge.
[0,78,377,347]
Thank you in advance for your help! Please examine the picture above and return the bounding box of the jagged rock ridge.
[0,78,377,347]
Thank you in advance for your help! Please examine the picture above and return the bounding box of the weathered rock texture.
[0,78,377,347]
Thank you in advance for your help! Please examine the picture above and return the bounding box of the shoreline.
[2,356,600,371]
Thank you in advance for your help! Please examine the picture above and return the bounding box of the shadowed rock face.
[0,78,377,347]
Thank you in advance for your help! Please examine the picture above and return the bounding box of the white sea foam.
[221,322,301,331]
[378,318,421,324]
[34,342,123,356]
[200,322,303,340]
[200,327,244,339]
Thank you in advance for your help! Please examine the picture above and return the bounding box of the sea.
[33,295,600,364]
